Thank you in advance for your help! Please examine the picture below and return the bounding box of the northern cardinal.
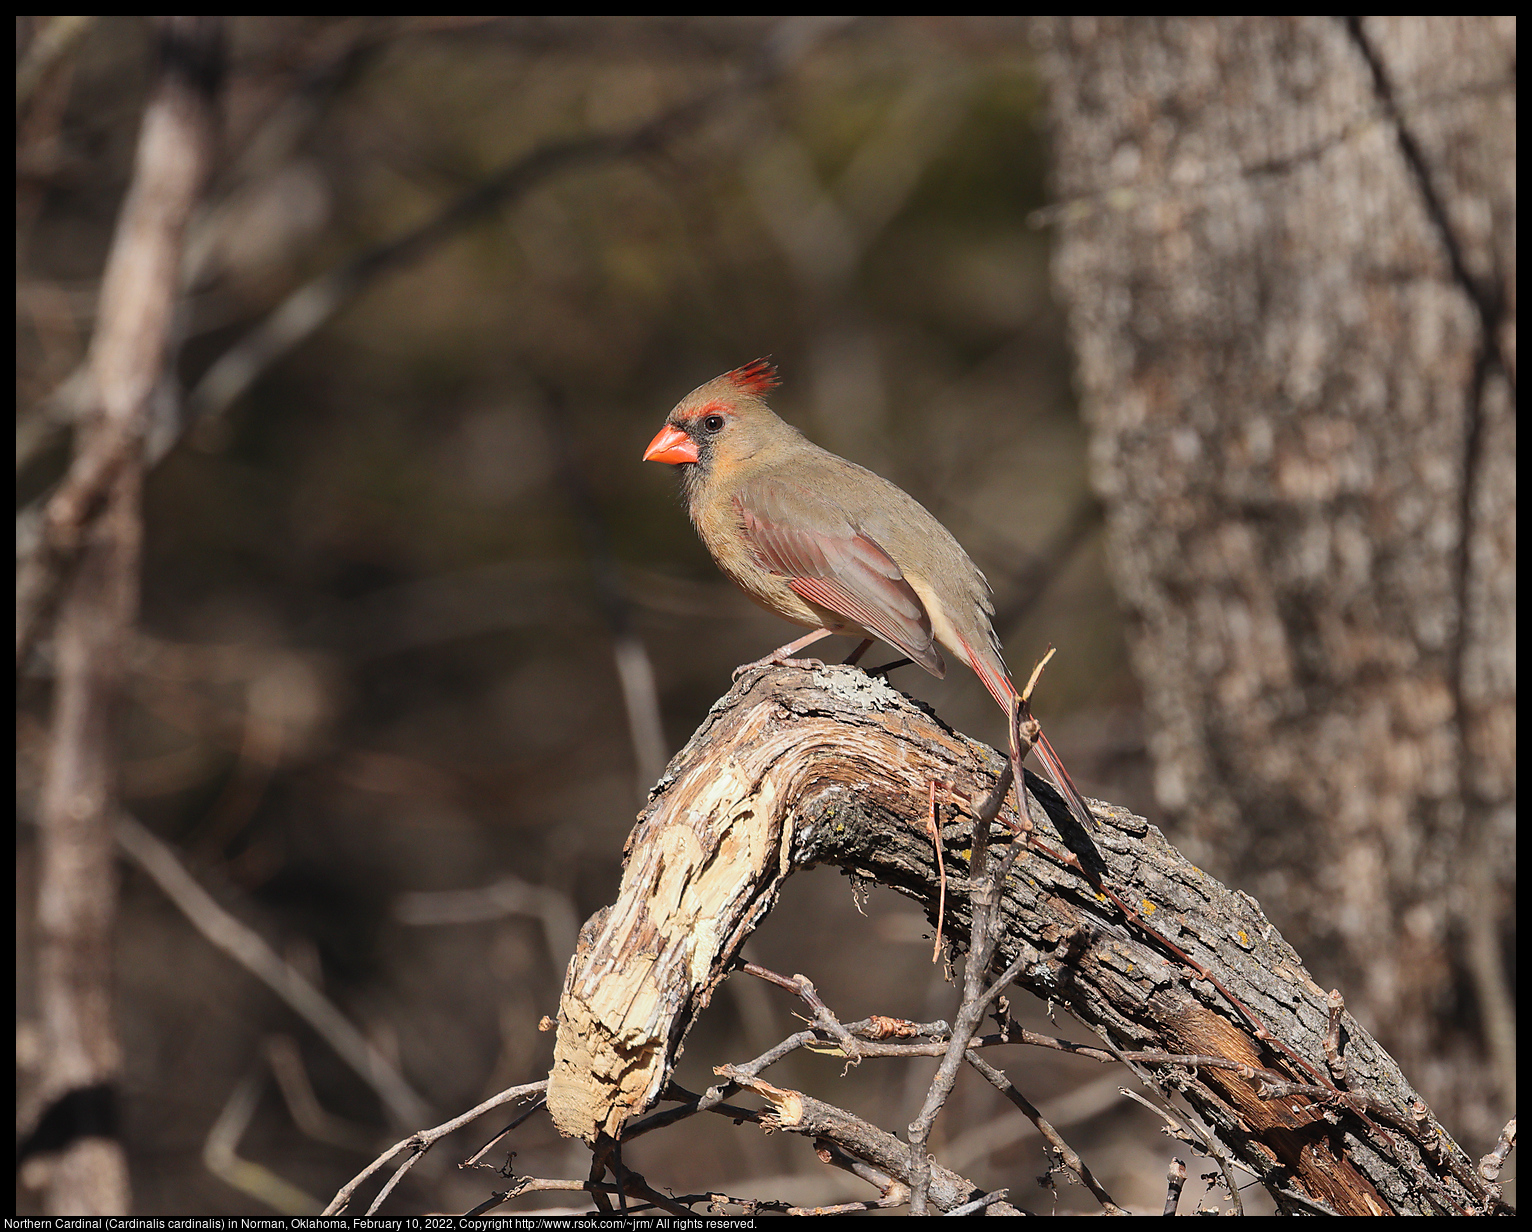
[644,358,1095,831]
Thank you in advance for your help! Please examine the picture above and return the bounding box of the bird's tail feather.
[958,634,1096,830]
[1029,727,1097,830]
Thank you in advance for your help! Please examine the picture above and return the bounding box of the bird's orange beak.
[643,423,699,465]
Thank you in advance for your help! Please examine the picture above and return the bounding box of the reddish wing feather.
[786,576,943,678]
[734,486,944,677]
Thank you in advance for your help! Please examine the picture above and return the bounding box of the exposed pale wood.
[548,664,1493,1214]
[547,664,955,1142]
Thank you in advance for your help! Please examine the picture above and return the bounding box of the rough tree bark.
[22,17,222,1216]
[1033,16,1515,1140]
[548,666,1500,1215]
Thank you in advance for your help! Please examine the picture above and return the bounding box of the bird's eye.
[701,414,725,434]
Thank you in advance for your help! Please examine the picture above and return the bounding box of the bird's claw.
[733,655,828,681]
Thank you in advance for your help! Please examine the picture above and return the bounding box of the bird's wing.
[734,480,945,677]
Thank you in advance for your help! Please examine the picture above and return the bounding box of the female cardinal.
[643,358,1095,831]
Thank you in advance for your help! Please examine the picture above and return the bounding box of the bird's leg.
[732,627,836,679]
[842,637,875,666]
[866,655,914,679]
[844,637,919,680]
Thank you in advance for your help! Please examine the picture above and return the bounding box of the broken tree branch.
[546,663,1500,1215]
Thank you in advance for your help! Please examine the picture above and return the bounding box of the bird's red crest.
[724,358,779,397]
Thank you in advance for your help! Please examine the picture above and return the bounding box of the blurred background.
[16,15,1513,1216]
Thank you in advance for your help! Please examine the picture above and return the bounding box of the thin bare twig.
[203,1070,322,1215]
[718,1067,1020,1215]
[623,1085,761,1141]
[459,1095,548,1170]
[1163,1158,1188,1216]
[1116,1087,1246,1216]
[739,961,862,1064]
[964,1049,1124,1214]
[585,1148,613,1214]
[262,1035,377,1152]
[1478,1117,1516,1183]
[180,17,858,434]
[945,1188,1012,1216]
[907,680,1035,1215]
[395,876,580,967]
[1323,988,1348,1084]
[927,779,946,962]
[17,19,858,673]
[115,812,433,1129]
[323,1080,545,1215]
[798,1139,909,1214]
[614,1169,693,1218]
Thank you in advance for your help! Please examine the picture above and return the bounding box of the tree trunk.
[1033,15,1514,1141]
[23,17,222,1215]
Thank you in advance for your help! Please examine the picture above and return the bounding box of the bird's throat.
[677,459,710,517]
